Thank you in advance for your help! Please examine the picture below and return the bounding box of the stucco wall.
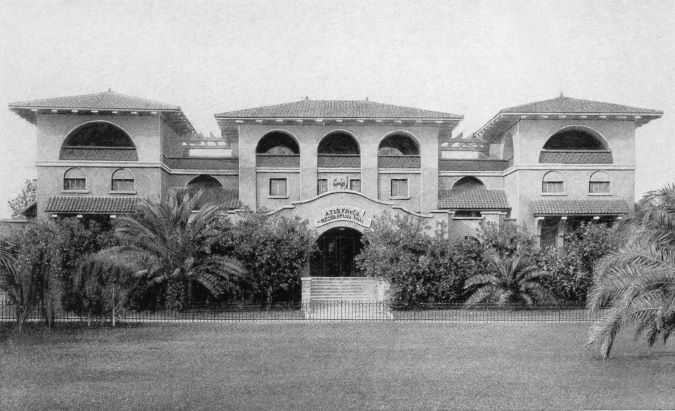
[236,124,442,212]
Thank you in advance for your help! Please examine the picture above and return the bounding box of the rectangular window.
[391,179,408,198]
[349,179,361,192]
[317,179,328,195]
[111,179,134,192]
[64,178,86,191]
[269,178,287,197]
[589,181,610,194]
[542,181,564,193]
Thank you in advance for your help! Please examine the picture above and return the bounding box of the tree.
[587,184,675,358]
[72,253,139,326]
[113,188,246,310]
[464,253,553,307]
[8,179,36,218]
[224,210,314,305]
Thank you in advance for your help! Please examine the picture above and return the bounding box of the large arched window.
[256,131,299,155]
[318,131,360,168]
[378,133,420,168]
[542,171,564,194]
[540,127,612,164]
[111,169,135,192]
[543,128,606,150]
[452,176,485,191]
[60,122,138,161]
[64,168,86,191]
[589,171,610,194]
[256,131,300,167]
[187,175,224,207]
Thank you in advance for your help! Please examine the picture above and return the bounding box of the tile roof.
[500,95,662,115]
[438,188,510,210]
[9,90,180,111]
[529,198,630,216]
[439,159,509,172]
[215,99,462,120]
[46,196,142,214]
[539,150,612,164]
[9,90,197,136]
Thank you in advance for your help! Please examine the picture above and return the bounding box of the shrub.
[356,214,485,305]
[223,210,315,305]
[539,222,625,302]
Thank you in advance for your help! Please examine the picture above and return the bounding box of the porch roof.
[438,188,510,210]
[46,196,143,214]
[530,198,630,217]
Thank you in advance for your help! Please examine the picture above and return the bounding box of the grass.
[1,322,674,410]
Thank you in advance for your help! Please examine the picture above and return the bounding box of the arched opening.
[63,168,87,191]
[111,169,135,192]
[310,227,363,277]
[378,133,419,156]
[543,128,606,150]
[378,133,420,168]
[186,175,224,208]
[589,171,611,194]
[542,171,565,194]
[318,131,361,168]
[256,131,300,167]
[60,122,138,160]
[452,176,485,191]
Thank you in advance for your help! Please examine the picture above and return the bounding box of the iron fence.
[0,300,599,324]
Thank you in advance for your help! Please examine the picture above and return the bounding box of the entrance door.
[310,227,363,276]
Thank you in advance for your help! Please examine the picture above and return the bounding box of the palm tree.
[588,184,675,358]
[464,253,553,307]
[114,188,246,310]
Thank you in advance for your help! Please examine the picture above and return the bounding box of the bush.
[539,222,625,302]
[356,214,486,305]
[222,211,315,305]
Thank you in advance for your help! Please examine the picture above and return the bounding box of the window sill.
[588,193,612,196]
[62,190,89,194]
[109,191,137,195]
[269,195,289,199]
[541,193,567,196]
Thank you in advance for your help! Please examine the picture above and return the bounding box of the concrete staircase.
[301,277,391,320]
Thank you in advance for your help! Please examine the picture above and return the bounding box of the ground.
[1,323,673,410]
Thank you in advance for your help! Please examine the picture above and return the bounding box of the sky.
[0,0,672,218]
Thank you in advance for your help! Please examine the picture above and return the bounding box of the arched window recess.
[60,122,138,161]
[256,131,300,168]
[317,131,360,168]
[378,133,420,168]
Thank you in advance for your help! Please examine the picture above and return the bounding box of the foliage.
[478,221,536,258]
[540,222,625,302]
[8,179,36,218]
[113,188,246,311]
[223,210,315,304]
[356,214,485,305]
[464,253,553,306]
[0,218,113,330]
[70,252,140,326]
[587,184,675,358]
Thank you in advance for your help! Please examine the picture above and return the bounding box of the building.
[8,90,663,281]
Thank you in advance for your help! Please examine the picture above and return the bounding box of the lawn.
[1,323,673,410]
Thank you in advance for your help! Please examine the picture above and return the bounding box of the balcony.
[378,155,421,168]
[539,150,613,164]
[438,159,509,172]
[317,154,360,168]
[162,155,238,170]
[60,146,138,161]
[256,154,300,168]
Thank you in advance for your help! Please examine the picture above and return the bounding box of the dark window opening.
[318,132,359,155]
[256,132,299,155]
[543,130,605,150]
[378,134,419,156]
[63,122,135,147]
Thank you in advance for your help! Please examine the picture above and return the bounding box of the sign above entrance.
[315,206,372,228]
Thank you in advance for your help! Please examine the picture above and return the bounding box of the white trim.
[38,160,161,168]
[256,168,301,173]
[439,171,503,177]
[317,167,360,173]
[378,168,422,174]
